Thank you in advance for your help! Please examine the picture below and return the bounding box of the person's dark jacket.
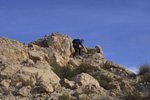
[72,39,83,48]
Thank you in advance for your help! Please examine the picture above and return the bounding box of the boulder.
[78,94,91,100]
[0,80,10,89]
[60,78,75,89]
[18,86,31,96]
[30,33,74,66]
[120,80,135,93]
[72,73,100,88]
[82,53,107,66]
[39,81,54,93]
[1,64,21,78]
[0,37,28,64]
[68,58,81,67]
[11,67,60,86]
[95,45,103,55]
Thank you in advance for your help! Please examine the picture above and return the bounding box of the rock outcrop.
[0,32,148,100]
[72,73,100,89]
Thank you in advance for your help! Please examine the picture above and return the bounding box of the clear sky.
[0,0,150,73]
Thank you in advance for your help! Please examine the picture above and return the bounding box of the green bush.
[115,77,123,82]
[60,94,70,100]
[143,73,150,82]
[83,89,95,95]
[103,62,111,69]
[51,63,96,80]
[51,63,75,80]
[94,74,112,89]
[75,63,97,74]
[96,79,108,89]
[138,64,150,75]
[22,80,33,86]
[123,91,144,100]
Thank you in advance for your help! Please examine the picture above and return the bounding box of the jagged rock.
[95,45,103,55]
[0,37,28,64]
[136,75,143,83]
[86,47,97,54]
[107,82,120,90]
[40,82,54,93]
[68,58,81,67]
[0,80,10,89]
[105,60,136,77]
[72,73,100,88]
[28,51,44,62]
[11,67,60,86]
[18,86,31,96]
[60,78,75,89]
[82,53,106,66]
[51,83,61,93]
[78,94,91,100]
[26,59,35,65]
[28,43,40,49]
[30,33,74,66]
[34,61,51,70]
[1,64,21,78]
[120,80,135,93]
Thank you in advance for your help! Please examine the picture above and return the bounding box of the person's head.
[81,39,84,44]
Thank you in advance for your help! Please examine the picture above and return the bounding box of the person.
[72,39,84,57]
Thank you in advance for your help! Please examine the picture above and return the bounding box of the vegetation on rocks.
[51,63,97,80]
[0,33,150,100]
[138,64,150,82]
[60,94,71,100]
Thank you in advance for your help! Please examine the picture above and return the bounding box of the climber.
[72,39,86,57]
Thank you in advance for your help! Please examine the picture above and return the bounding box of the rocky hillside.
[0,32,150,100]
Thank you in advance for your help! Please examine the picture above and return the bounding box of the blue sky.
[0,0,150,73]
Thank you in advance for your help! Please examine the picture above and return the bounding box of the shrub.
[143,73,150,82]
[60,94,70,100]
[75,63,97,74]
[94,74,112,89]
[138,64,150,75]
[103,62,111,69]
[122,91,144,100]
[51,63,75,80]
[51,63,97,80]
[96,79,108,89]
[22,80,33,86]
[83,89,95,95]
[115,77,123,83]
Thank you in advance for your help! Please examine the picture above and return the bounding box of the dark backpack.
[72,39,80,44]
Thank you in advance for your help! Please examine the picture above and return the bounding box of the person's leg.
[73,45,77,57]
[79,48,81,56]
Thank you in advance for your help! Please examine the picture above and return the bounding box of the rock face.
[0,37,28,64]
[0,33,148,100]
[30,33,73,66]
[72,73,100,88]
[11,66,60,85]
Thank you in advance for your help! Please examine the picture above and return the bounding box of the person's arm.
[79,41,83,47]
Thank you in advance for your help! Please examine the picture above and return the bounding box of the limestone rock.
[40,82,54,93]
[60,78,75,89]
[120,80,135,93]
[78,94,91,100]
[95,45,103,55]
[0,80,10,89]
[72,73,100,88]
[11,67,60,86]
[30,33,73,66]
[68,58,80,67]
[1,64,21,78]
[18,86,31,96]
[0,37,28,64]
[107,82,120,90]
